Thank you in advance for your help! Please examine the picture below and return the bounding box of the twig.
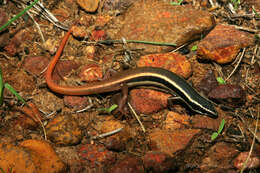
[127,102,146,133]
[22,4,45,43]
[251,45,259,65]
[91,127,123,140]
[97,39,176,47]
[240,106,259,173]
[225,48,246,82]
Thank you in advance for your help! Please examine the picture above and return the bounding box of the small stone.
[197,24,254,64]
[191,114,224,131]
[23,56,49,76]
[108,156,144,173]
[71,25,89,38]
[77,0,99,12]
[208,84,245,106]
[52,60,80,82]
[102,0,133,13]
[197,70,219,96]
[143,151,176,172]
[63,96,89,109]
[4,29,31,56]
[233,152,260,170]
[130,89,169,114]
[200,142,239,171]
[46,115,83,145]
[95,117,131,151]
[43,38,59,55]
[79,64,103,82]
[78,144,116,168]
[149,129,200,156]
[163,112,190,130]
[83,45,96,59]
[90,29,108,41]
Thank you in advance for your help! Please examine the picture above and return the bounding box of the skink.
[45,28,218,118]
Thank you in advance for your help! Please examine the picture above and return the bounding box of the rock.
[19,140,67,172]
[79,64,103,82]
[149,129,200,156]
[233,152,260,170]
[196,70,219,96]
[208,84,245,106]
[129,88,169,114]
[191,113,224,131]
[163,112,190,130]
[95,117,132,151]
[143,151,176,172]
[63,95,89,109]
[90,29,108,41]
[102,0,133,13]
[113,0,215,52]
[197,24,254,64]
[200,142,239,171]
[43,38,60,55]
[137,52,192,78]
[51,60,80,82]
[78,144,116,168]
[4,29,31,56]
[77,0,99,12]
[23,56,49,76]
[46,115,83,145]
[5,69,35,92]
[0,140,67,173]
[108,156,144,173]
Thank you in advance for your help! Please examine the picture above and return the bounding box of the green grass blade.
[4,83,26,105]
[0,68,4,106]
[0,0,40,32]
[211,132,218,141]
[216,77,225,84]
[107,104,118,114]
[217,119,225,134]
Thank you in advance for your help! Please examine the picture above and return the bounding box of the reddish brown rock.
[200,142,239,171]
[143,151,176,172]
[233,152,260,170]
[64,95,89,109]
[102,0,133,13]
[208,84,245,106]
[78,144,116,168]
[23,56,49,76]
[91,29,108,41]
[6,69,35,92]
[0,140,67,173]
[79,64,103,82]
[163,112,190,130]
[196,70,218,96]
[137,52,192,78]
[108,156,144,173]
[191,114,224,131]
[77,0,99,12]
[46,115,83,145]
[114,1,215,52]
[197,24,254,64]
[129,88,169,114]
[52,60,80,81]
[149,129,200,156]
[95,117,131,151]
[4,29,31,56]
